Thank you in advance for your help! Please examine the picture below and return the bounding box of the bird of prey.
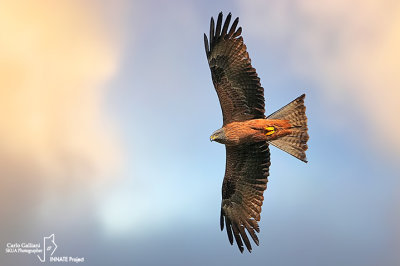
[204,12,309,253]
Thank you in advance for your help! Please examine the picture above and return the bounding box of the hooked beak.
[210,135,215,142]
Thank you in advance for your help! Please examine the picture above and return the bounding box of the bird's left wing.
[221,142,270,252]
[204,12,265,126]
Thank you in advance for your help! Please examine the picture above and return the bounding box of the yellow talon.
[265,126,275,136]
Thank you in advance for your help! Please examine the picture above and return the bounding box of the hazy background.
[1,0,399,265]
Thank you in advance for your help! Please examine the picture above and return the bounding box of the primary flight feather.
[204,12,309,253]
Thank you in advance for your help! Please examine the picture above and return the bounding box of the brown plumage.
[205,12,309,253]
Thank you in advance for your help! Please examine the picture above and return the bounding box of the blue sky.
[1,1,400,265]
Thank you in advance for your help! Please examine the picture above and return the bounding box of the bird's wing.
[204,12,265,126]
[221,142,270,252]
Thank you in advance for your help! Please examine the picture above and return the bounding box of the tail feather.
[267,94,309,163]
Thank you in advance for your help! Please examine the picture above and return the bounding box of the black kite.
[204,12,309,253]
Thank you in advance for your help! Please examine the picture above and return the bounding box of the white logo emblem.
[5,234,84,263]
[37,234,57,262]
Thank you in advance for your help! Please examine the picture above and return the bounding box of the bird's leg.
[265,126,275,136]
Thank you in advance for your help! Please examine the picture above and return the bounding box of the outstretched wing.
[204,12,265,126]
[221,142,270,252]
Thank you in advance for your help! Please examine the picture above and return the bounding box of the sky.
[1,0,400,265]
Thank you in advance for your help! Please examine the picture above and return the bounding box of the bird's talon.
[265,126,275,136]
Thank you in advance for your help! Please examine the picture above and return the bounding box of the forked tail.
[267,94,309,162]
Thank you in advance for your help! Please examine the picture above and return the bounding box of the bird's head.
[210,128,226,144]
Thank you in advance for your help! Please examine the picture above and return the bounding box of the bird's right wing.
[220,142,270,252]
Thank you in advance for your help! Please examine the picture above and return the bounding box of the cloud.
[0,0,123,237]
[237,0,400,156]
[95,0,209,236]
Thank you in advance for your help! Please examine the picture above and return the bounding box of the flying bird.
[204,12,309,253]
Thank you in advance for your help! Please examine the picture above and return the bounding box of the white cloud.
[0,0,124,235]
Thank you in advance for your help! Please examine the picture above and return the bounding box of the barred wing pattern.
[221,142,270,252]
[204,12,265,126]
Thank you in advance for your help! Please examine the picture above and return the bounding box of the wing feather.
[210,17,215,47]
[205,12,265,125]
[220,142,270,252]
[203,34,209,55]
[215,12,222,37]
[232,27,242,38]
[221,13,231,35]
[228,17,239,36]
[231,222,245,253]
[224,214,234,245]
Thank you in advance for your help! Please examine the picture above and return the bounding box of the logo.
[37,234,57,262]
[5,234,85,263]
